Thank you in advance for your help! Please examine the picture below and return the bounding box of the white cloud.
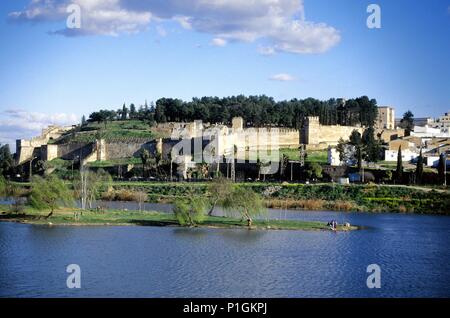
[211,37,227,47]
[10,0,152,36]
[156,25,167,37]
[0,109,78,152]
[258,46,276,56]
[9,0,340,54]
[173,15,192,30]
[269,73,296,81]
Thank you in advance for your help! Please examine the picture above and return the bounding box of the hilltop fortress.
[16,110,404,166]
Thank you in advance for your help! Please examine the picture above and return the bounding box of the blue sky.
[0,0,449,150]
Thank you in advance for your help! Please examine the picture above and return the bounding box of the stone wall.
[41,144,58,161]
[16,125,74,164]
[104,141,153,160]
[301,117,363,149]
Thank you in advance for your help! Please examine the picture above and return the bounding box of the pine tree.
[81,115,86,126]
[415,148,423,184]
[129,103,136,119]
[121,103,128,120]
[437,153,446,185]
[396,146,403,183]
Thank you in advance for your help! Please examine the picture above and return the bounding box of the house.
[384,139,419,162]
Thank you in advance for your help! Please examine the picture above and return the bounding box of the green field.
[86,157,142,168]
[0,206,356,231]
[279,148,328,164]
[55,120,158,144]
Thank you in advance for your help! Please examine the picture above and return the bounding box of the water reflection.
[1,199,450,297]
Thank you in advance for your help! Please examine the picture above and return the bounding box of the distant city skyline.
[0,0,449,150]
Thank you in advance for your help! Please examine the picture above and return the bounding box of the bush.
[173,197,208,226]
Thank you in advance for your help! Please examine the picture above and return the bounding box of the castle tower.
[301,116,320,145]
[232,117,244,132]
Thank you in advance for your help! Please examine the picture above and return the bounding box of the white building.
[328,147,341,166]
[410,126,450,139]
[431,111,450,129]
[384,149,419,162]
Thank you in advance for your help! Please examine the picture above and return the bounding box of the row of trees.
[86,95,379,128]
[86,101,155,127]
[401,147,447,185]
[174,178,264,228]
[27,169,113,219]
[26,173,265,228]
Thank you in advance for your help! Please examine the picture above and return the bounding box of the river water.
[0,200,449,297]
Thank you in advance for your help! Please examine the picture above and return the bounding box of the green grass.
[56,120,157,144]
[279,148,328,164]
[0,206,355,231]
[86,157,142,168]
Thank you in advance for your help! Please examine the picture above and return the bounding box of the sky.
[0,0,449,151]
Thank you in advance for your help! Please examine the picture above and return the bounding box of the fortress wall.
[301,117,364,149]
[41,144,59,161]
[317,125,364,145]
[377,128,405,142]
[56,143,94,160]
[104,141,153,160]
[16,143,35,164]
[16,125,73,165]
[216,128,299,154]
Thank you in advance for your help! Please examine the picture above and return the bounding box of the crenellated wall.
[16,125,73,164]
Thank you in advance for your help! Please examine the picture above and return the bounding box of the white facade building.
[432,111,450,129]
[384,149,419,162]
[410,126,450,139]
[328,147,342,166]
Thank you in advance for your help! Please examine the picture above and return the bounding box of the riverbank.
[0,206,357,231]
[108,182,450,215]
[8,181,450,215]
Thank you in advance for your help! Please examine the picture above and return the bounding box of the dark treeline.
[88,95,379,128]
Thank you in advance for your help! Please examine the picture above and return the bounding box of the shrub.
[173,197,208,226]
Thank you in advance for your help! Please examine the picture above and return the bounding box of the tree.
[349,130,363,170]
[206,177,233,216]
[88,109,116,128]
[140,149,151,178]
[396,146,403,183]
[129,103,137,119]
[438,153,446,185]
[74,169,112,210]
[81,115,87,126]
[362,127,382,162]
[304,162,323,180]
[120,103,128,120]
[280,154,289,179]
[0,144,14,177]
[29,175,74,218]
[173,196,208,226]
[415,149,424,184]
[400,111,414,135]
[135,188,147,212]
[222,187,265,228]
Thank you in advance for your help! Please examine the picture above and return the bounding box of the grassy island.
[0,206,358,231]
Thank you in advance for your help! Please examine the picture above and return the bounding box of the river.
[0,200,449,297]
